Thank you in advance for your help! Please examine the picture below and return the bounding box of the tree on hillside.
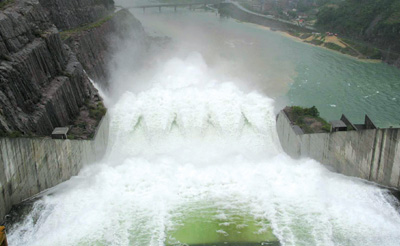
[316,0,400,51]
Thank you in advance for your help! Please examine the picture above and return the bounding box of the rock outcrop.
[38,0,115,31]
[63,9,146,86]
[0,0,145,136]
[0,0,98,135]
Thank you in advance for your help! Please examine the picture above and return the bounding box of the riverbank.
[286,31,382,61]
[219,2,385,63]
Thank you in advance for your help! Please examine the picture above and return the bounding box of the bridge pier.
[142,7,145,13]
[159,6,161,12]
[174,5,177,12]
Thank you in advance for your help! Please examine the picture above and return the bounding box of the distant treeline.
[316,0,400,54]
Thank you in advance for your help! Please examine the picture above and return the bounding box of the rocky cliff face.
[38,0,115,31]
[0,0,145,137]
[0,0,98,135]
[64,9,146,87]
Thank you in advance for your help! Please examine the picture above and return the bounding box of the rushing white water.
[8,53,400,246]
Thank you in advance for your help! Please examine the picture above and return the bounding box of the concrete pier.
[276,111,400,189]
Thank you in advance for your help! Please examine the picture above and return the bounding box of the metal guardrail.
[0,226,8,246]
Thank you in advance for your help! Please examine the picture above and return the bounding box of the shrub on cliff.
[0,130,23,138]
[0,0,14,10]
[89,102,107,121]
[285,106,330,133]
[292,106,319,118]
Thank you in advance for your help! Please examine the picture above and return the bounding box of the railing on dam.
[0,114,110,223]
[276,110,400,190]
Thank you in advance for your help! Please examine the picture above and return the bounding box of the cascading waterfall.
[7,53,400,246]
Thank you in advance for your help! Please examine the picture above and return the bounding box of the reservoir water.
[7,6,400,246]
[133,8,400,127]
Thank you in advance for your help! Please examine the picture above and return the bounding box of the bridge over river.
[125,0,223,12]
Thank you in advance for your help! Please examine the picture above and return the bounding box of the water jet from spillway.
[7,53,400,246]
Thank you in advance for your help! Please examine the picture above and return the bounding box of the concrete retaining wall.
[0,114,110,221]
[276,111,400,189]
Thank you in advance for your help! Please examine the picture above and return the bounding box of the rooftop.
[51,127,69,135]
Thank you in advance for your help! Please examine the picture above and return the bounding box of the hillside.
[316,0,400,60]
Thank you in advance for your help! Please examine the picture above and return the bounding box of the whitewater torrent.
[8,53,400,246]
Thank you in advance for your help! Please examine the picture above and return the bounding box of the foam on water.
[8,53,400,246]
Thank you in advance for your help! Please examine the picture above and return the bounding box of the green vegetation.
[341,38,382,59]
[340,46,359,57]
[288,31,302,38]
[324,42,342,51]
[0,53,12,61]
[94,0,114,6]
[0,0,14,10]
[295,0,343,13]
[316,0,400,55]
[0,130,23,138]
[292,106,319,118]
[60,13,116,40]
[159,0,210,3]
[300,33,312,39]
[89,102,107,121]
[285,106,331,133]
[306,39,324,46]
[295,31,381,58]
[61,71,73,78]
[324,42,361,57]
[77,122,88,129]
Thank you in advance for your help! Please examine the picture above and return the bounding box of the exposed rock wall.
[276,111,400,189]
[0,0,98,135]
[0,0,144,135]
[37,0,146,87]
[37,0,114,30]
[0,0,145,220]
[0,113,109,222]
[64,9,146,86]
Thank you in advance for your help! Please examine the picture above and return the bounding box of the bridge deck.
[127,1,222,9]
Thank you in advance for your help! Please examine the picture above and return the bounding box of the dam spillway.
[2,2,400,246]
[6,53,400,246]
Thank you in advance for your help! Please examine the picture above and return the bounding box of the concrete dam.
[0,115,109,221]
[276,110,400,190]
[1,0,400,245]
